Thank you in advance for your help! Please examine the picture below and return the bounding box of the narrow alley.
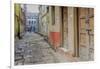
[15,32,70,65]
[14,4,94,65]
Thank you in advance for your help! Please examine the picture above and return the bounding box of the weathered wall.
[14,4,25,38]
[39,6,49,37]
[67,7,75,55]
[14,4,20,37]
[49,6,61,49]
[62,7,68,49]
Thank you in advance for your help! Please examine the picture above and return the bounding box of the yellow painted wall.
[14,4,20,36]
[14,4,24,37]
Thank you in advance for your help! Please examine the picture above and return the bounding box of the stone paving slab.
[15,32,71,65]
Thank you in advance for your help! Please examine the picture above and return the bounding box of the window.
[47,6,49,13]
[52,6,55,25]
[34,21,36,24]
[32,21,33,24]
[29,21,30,24]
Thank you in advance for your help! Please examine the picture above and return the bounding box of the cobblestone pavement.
[15,32,69,65]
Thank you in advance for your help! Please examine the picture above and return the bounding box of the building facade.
[38,5,49,38]
[39,5,94,61]
[14,4,26,39]
[26,13,39,32]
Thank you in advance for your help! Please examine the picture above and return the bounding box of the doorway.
[60,7,68,50]
[77,8,94,60]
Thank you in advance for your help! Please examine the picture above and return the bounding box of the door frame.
[73,8,79,57]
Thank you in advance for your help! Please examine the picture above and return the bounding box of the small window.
[32,21,33,24]
[29,21,30,24]
[34,21,36,24]
[47,6,49,13]
[52,6,55,25]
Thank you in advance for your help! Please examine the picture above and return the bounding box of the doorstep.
[57,47,79,62]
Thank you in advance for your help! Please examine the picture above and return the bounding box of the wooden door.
[61,7,68,49]
[78,8,94,61]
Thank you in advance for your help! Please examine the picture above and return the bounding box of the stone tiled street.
[14,4,94,65]
[15,32,69,65]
